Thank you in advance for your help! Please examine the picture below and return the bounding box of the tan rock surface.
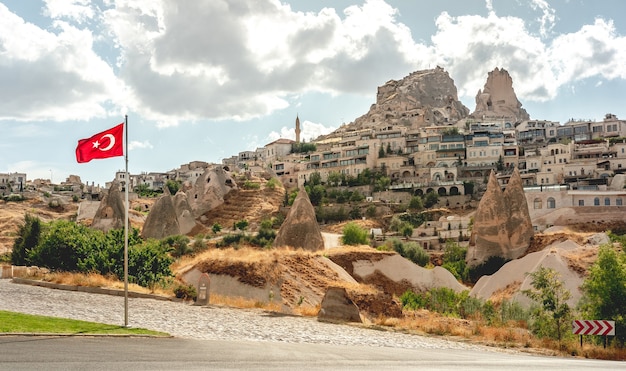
[274,189,324,251]
[470,238,600,307]
[91,180,125,232]
[467,168,533,266]
[472,67,530,122]
[186,167,237,218]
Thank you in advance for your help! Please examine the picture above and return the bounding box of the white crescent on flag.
[99,134,116,151]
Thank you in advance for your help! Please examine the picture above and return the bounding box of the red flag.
[76,123,124,163]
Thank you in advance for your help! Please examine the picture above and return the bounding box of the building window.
[617,198,623,206]
[594,197,600,206]
[605,197,611,206]
[579,200,584,206]
[547,197,556,209]
[534,198,542,209]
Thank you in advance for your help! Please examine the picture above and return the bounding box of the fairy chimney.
[274,188,324,251]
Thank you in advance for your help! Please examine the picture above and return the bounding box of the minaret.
[295,115,301,144]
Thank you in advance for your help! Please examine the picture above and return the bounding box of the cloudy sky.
[1,0,625,187]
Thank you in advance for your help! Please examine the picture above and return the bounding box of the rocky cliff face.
[471,67,530,122]
[186,167,237,218]
[141,188,197,239]
[274,189,324,251]
[91,180,125,232]
[467,168,533,266]
[324,67,469,137]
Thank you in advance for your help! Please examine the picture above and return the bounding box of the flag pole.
[124,114,129,327]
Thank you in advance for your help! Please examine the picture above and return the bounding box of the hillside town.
[3,68,625,234]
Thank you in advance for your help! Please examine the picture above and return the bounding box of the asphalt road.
[0,336,623,371]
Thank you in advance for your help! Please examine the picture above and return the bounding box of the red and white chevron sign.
[572,320,615,336]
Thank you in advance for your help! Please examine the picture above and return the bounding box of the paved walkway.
[0,279,489,351]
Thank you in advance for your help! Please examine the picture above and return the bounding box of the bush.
[127,239,173,288]
[174,283,197,301]
[441,240,469,282]
[265,178,279,190]
[242,180,260,190]
[11,214,42,266]
[163,235,191,258]
[25,219,172,289]
[341,222,369,245]
[388,238,429,266]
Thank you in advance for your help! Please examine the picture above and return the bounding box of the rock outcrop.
[141,188,197,239]
[320,67,470,140]
[467,168,534,266]
[318,287,362,323]
[274,189,325,251]
[471,67,530,122]
[91,180,125,232]
[470,238,601,307]
[186,167,237,218]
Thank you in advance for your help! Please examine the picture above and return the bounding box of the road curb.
[10,277,181,302]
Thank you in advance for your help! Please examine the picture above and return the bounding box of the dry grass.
[292,304,321,316]
[209,293,281,312]
[368,308,626,360]
[37,271,172,296]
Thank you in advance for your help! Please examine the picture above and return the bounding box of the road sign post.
[572,320,615,348]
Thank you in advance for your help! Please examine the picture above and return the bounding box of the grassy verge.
[0,310,168,336]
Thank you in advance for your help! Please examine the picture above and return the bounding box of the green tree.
[327,171,342,187]
[306,184,325,206]
[378,146,385,158]
[374,176,390,192]
[579,245,626,344]
[162,235,191,258]
[307,172,322,186]
[386,143,393,154]
[423,192,439,208]
[165,179,180,195]
[235,219,249,232]
[11,214,42,266]
[341,222,369,245]
[496,155,505,171]
[523,267,573,343]
[408,196,423,211]
[401,223,414,239]
[127,239,173,289]
[441,240,469,282]
[212,223,222,235]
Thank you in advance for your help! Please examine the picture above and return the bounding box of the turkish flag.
[76,123,124,163]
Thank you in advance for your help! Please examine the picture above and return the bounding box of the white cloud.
[101,0,424,123]
[0,4,125,121]
[430,10,626,104]
[44,0,95,23]
[128,140,153,150]
[529,0,556,38]
[1,0,625,126]
[267,120,336,142]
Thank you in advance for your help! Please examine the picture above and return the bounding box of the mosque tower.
[295,115,301,144]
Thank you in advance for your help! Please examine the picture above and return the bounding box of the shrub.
[212,223,222,235]
[163,235,191,258]
[11,214,42,266]
[127,239,173,288]
[174,284,197,301]
[388,238,429,267]
[242,180,260,190]
[441,240,469,282]
[341,222,369,245]
[265,178,279,190]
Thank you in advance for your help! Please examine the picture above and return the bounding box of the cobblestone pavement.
[0,279,488,351]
